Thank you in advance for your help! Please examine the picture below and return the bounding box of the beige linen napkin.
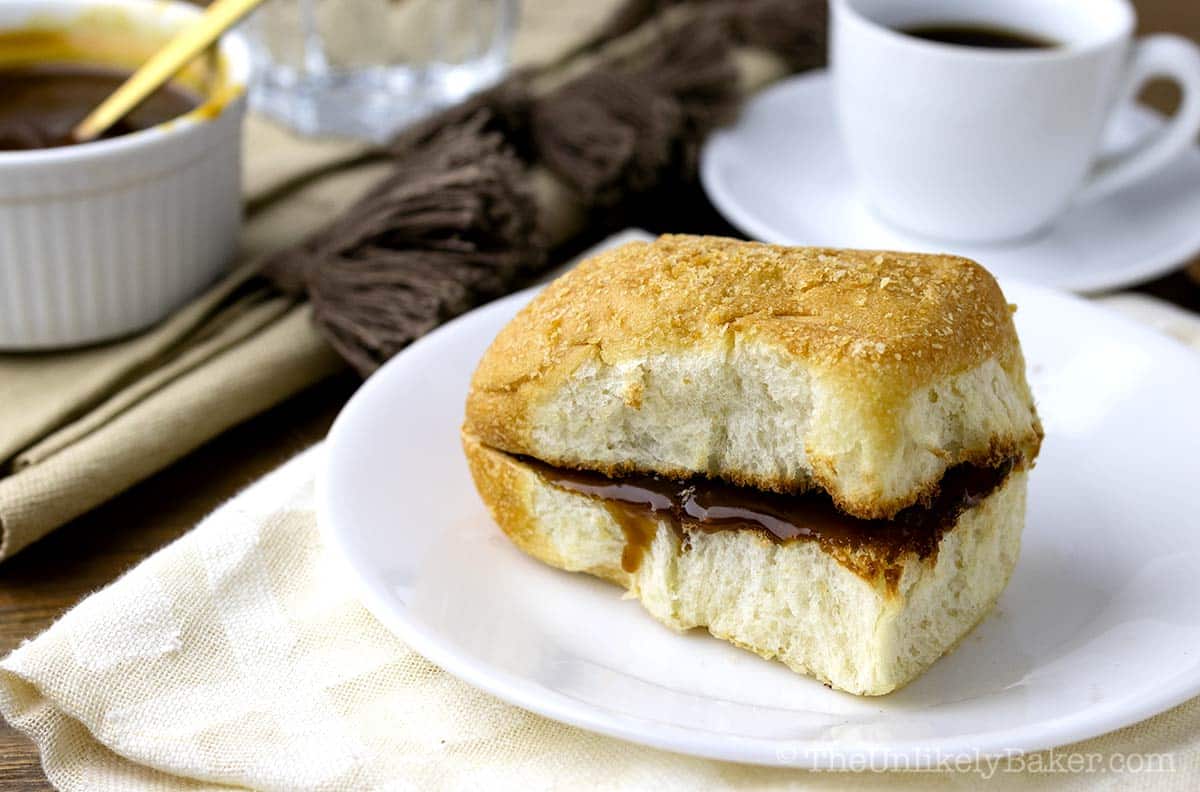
[0,117,383,562]
[2,232,1199,790]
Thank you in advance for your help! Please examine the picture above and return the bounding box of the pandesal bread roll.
[462,234,1041,694]
[465,234,1041,519]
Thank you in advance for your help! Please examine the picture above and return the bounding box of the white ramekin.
[0,0,251,349]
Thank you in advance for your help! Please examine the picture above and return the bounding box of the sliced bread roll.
[462,235,1040,694]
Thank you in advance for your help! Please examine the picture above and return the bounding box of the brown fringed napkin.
[264,0,826,373]
[0,0,826,561]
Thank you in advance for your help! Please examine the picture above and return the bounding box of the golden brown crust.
[464,234,1040,515]
[469,235,1017,415]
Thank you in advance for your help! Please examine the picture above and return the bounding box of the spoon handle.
[72,0,267,143]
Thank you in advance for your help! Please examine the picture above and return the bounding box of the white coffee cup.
[831,0,1200,243]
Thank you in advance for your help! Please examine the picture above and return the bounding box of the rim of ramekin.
[0,0,252,168]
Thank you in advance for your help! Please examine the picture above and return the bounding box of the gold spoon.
[72,0,268,143]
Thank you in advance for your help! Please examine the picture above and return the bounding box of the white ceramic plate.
[700,71,1200,294]
[321,280,1200,768]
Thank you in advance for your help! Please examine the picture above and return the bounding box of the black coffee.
[902,24,1058,50]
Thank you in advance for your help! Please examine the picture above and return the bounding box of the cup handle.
[1076,34,1200,205]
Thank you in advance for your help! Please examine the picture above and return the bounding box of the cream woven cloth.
[1,237,1199,790]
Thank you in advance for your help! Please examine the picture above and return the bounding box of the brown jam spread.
[524,456,1016,576]
[0,64,201,151]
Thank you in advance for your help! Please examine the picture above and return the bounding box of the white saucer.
[321,275,1200,768]
[701,70,1200,294]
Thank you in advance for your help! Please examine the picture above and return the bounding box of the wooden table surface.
[2,2,1198,788]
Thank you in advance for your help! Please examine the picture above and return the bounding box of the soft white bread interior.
[464,434,1026,696]
[466,235,1041,519]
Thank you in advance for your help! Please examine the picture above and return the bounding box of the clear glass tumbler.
[246,0,517,141]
